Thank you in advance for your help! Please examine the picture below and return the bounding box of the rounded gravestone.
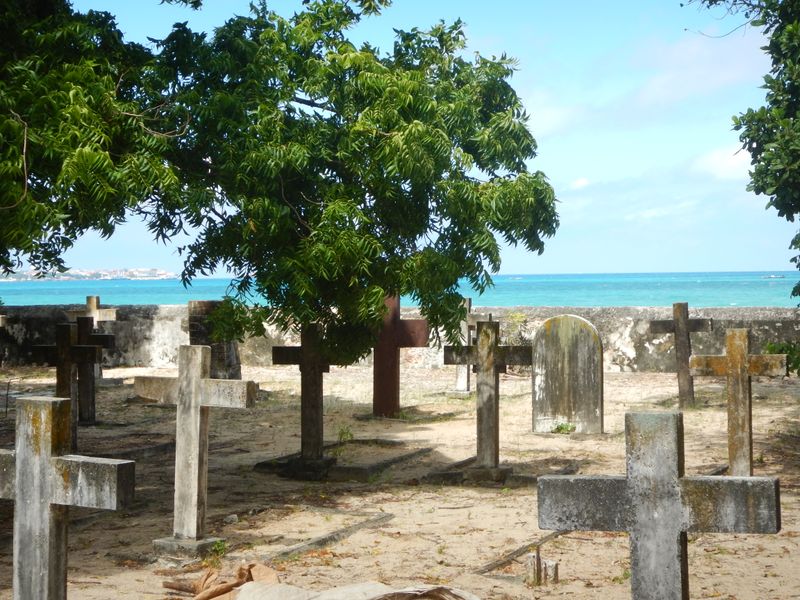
[532,314,603,434]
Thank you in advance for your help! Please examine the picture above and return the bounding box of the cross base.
[464,465,513,483]
[153,535,225,558]
[255,455,338,481]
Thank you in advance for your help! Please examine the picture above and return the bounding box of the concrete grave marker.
[444,320,531,471]
[649,302,712,408]
[66,296,116,381]
[135,345,257,556]
[32,322,104,450]
[453,298,491,393]
[690,328,786,476]
[532,314,603,434]
[187,300,241,379]
[0,396,135,600]
[271,324,347,476]
[74,316,114,424]
[538,412,781,599]
[373,296,429,417]
[65,295,117,324]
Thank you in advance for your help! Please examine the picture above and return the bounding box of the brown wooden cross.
[31,322,104,450]
[187,300,241,379]
[444,321,531,469]
[690,328,786,476]
[373,296,429,417]
[272,324,346,463]
[74,316,115,424]
[649,302,712,408]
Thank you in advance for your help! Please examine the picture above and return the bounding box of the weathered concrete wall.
[0,303,798,372]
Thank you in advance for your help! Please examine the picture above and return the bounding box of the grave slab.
[0,396,134,600]
[373,296,428,417]
[538,412,780,599]
[532,314,603,434]
[690,328,786,476]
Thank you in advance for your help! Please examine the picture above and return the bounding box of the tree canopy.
[2,0,558,362]
[695,1,800,295]
[146,0,557,361]
[0,0,181,273]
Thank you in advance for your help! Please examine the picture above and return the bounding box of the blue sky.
[66,0,795,275]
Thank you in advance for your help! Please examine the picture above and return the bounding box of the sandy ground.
[0,359,798,599]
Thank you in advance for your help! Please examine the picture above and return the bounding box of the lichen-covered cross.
[538,412,781,599]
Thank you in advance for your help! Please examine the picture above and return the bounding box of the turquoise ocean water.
[0,271,797,307]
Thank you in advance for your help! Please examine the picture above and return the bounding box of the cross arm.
[200,379,258,408]
[747,354,787,377]
[443,345,475,366]
[51,455,135,510]
[0,449,14,499]
[681,477,780,533]
[538,475,629,532]
[497,346,533,366]
[444,345,532,367]
[87,332,115,350]
[650,318,712,335]
[272,346,302,365]
[134,376,179,404]
[690,355,727,377]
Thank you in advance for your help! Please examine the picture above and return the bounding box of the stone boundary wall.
[0,303,798,372]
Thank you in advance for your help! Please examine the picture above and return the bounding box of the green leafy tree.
[148,0,558,362]
[0,0,180,273]
[693,1,800,295]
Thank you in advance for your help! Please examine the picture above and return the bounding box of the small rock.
[223,514,238,524]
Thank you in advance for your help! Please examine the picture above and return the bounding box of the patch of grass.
[611,568,631,584]
[551,422,576,434]
[202,540,228,569]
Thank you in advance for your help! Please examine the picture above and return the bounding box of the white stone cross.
[65,295,117,324]
[0,396,135,600]
[136,345,257,556]
[538,412,781,599]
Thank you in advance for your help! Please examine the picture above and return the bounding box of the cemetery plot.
[0,363,797,599]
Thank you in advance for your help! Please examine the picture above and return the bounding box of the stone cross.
[135,345,257,555]
[649,302,712,407]
[74,316,115,424]
[0,396,135,600]
[532,314,603,434]
[690,328,786,476]
[65,295,117,324]
[32,322,103,451]
[187,300,241,379]
[373,296,429,417]
[444,320,531,469]
[272,324,344,466]
[453,297,491,393]
[66,296,116,381]
[538,412,781,600]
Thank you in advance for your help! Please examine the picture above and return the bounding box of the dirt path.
[0,361,798,599]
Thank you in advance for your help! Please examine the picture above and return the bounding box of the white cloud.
[525,90,582,138]
[569,177,591,190]
[632,31,769,107]
[623,200,697,223]
[692,145,751,180]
